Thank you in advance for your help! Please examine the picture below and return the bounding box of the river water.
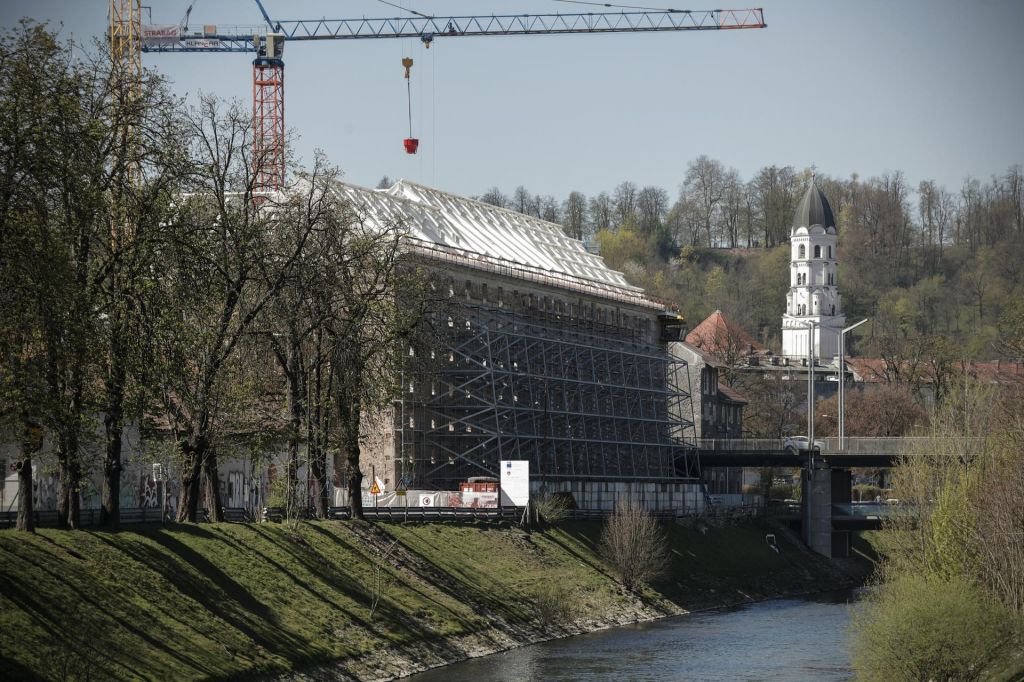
[406,590,861,681]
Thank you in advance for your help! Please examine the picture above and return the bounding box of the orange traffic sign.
[369,480,381,495]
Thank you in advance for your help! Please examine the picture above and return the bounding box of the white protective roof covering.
[332,179,658,308]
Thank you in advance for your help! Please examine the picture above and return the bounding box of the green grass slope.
[0,520,868,681]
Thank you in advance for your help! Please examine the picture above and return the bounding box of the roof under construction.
[332,179,659,308]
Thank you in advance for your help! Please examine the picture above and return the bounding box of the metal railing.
[325,506,522,521]
[0,507,251,528]
[697,436,986,458]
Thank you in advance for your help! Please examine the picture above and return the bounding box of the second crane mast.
[128,2,766,192]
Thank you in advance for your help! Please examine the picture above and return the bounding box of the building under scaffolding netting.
[334,180,702,511]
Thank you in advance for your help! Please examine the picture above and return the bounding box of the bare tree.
[613,180,638,228]
[561,190,587,240]
[683,155,727,247]
[636,185,669,237]
[513,185,532,215]
[588,191,613,233]
[599,501,668,591]
[478,186,508,208]
[538,194,560,223]
[750,164,800,247]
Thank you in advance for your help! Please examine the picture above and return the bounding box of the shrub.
[532,492,572,524]
[850,574,1017,682]
[599,501,668,591]
[533,583,574,626]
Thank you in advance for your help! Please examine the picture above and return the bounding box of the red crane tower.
[111,1,766,192]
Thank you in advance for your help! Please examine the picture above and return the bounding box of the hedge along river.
[405,589,862,681]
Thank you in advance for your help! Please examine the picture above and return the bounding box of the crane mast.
[121,2,766,191]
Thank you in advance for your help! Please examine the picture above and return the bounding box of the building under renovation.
[335,180,701,511]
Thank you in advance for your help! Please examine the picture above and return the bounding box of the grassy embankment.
[0,519,873,680]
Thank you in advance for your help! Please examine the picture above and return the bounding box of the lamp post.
[838,319,868,451]
[805,320,817,465]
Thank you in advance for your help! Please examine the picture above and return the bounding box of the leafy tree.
[851,574,1017,682]
[329,226,433,520]
[155,96,327,522]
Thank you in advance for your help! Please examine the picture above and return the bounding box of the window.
[828,245,832,259]
[798,244,805,259]
[814,245,821,258]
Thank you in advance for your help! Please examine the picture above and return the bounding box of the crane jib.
[140,9,766,52]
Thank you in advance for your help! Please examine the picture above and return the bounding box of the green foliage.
[850,574,1018,682]
[852,383,1024,680]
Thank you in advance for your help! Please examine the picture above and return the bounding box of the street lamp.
[803,320,817,463]
[838,319,868,451]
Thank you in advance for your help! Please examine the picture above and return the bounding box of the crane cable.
[377,0,433,19]
[551,0,686,11]
[401,56,415,138]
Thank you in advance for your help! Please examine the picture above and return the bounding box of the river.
[405,590,861,681]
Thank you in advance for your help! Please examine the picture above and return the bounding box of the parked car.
[783,436,826,452]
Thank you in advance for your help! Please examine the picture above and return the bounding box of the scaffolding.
[395,303,697,489]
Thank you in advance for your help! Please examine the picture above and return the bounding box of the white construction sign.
[500,460,530,507]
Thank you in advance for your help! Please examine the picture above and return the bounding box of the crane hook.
[402,57,413,79]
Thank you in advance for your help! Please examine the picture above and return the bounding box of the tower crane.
[110,1,766,192]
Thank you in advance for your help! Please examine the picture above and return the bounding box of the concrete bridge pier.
[801,461,852,558]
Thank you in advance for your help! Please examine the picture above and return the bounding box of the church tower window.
[798,244,805,259]
[814,245,821,258]
[828,245,833,259]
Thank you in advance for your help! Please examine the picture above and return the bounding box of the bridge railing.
[695,438,786,452]
[833,502,899,517]
[823,437,984,457]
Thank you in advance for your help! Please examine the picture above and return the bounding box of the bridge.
[694,437,981,558]
[695,436,982,467]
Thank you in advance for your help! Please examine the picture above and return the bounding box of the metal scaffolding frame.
[395,303,697,489]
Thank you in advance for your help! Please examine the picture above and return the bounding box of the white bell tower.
[782,174,845,360]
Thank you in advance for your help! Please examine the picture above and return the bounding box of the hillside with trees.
[475,155,1024,362]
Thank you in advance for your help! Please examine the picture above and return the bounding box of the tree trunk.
[177,436,204,522]
[347,439,364,520]
[57,430,81,530]
[202,449,223,522]
[286,334,303,515]
[311,442,329,518]
[16,452,34,533]
[101,313,128,529]
[345,399,364,520]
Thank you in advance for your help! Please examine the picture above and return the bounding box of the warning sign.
[395,481,408,496]
[369,480,381,495]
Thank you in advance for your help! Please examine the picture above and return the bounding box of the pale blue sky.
[4,1,1023,199]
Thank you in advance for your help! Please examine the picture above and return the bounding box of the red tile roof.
[685,309,767,356]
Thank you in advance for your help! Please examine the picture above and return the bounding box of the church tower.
[782,175,845,360]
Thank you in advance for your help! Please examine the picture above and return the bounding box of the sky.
[3,0,1024,200]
